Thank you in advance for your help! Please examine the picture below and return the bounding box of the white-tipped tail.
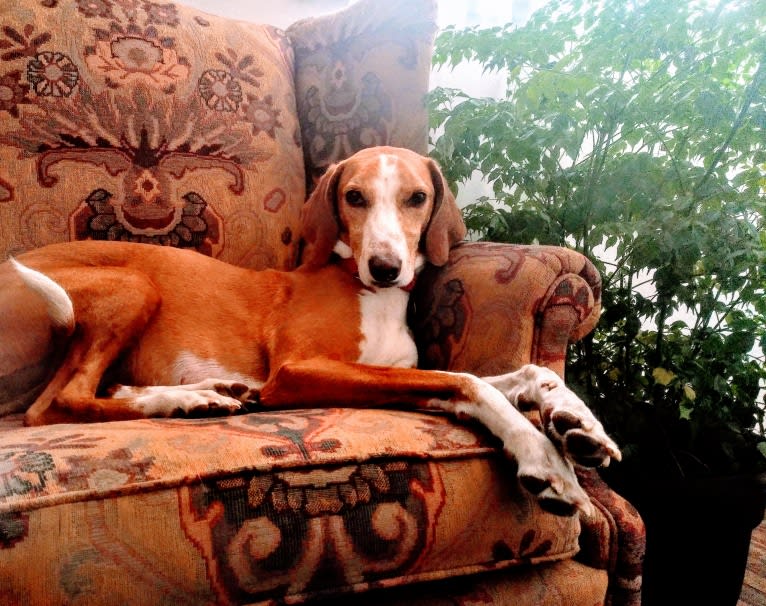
[10,258,75,334]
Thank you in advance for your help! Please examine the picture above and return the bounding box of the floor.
[738,517,766,605]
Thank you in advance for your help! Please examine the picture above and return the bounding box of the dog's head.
[301,146,466,288]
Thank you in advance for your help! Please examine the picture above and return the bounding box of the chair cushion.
[325,560,609,606]
[0,0,304,270]
[0,408,582,604]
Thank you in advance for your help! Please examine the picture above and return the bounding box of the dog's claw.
[484,366,620,470]
[538,391,621,469]
[179,379,262,415]
[164,389,243,417]
[216,382,250,399]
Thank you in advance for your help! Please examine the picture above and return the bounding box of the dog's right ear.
[300,162,345,268]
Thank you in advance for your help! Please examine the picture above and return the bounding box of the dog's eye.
[408,191,427,207]
[345,190,366,208]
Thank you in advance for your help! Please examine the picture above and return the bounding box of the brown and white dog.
[0,146,619,516]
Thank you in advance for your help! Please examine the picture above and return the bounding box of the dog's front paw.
[510,431,594,517]
[541,391,621,468]
[172,389,244,417]
[544,408,622,467]
[462,373,595,516]
[486,366,621,468]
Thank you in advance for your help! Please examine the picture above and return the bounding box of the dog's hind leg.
[22,265,246,425]
[18,266,203,424]
[0,262,70,416]
[21,266,159,425]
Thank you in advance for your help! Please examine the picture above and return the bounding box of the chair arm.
[411,241,602,377]
[577,469,645,606]
[411,240,645,606]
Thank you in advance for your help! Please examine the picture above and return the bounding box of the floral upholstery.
[0,409,586,605]
[0,0,645,605]
[0,0,305,269]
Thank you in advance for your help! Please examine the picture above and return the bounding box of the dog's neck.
[330,241,418,367]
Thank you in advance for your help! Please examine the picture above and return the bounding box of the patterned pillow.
[0,0,304,270]
[287,0,437,184]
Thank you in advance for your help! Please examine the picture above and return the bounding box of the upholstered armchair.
[0,0,644,604]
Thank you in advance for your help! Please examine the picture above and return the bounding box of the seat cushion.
[0,408,583,605]
[325,560,609,606]
[0,0,304,270]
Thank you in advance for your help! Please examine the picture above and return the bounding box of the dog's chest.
[356,287,417,368]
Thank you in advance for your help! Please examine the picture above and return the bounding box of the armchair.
[0,0,644,604]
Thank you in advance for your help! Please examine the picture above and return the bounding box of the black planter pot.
[630,473,766,606]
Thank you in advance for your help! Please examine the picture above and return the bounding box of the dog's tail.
[10,259,75,336]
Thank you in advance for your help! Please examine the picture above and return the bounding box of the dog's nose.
[368,255,402,285]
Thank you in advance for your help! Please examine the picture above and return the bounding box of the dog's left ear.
[300,162,345,268]
[423,158,467,266]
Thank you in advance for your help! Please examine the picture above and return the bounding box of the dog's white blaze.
[170,351,262,386]
[358,154,413,286]
[356,287,418,368]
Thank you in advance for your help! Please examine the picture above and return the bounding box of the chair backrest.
[0,1,302,270]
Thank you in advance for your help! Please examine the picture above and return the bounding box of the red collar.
[335,256,416,292]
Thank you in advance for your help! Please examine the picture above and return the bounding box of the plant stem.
[694,56,766,198]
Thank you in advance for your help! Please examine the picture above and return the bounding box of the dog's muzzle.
[368,254,402,287]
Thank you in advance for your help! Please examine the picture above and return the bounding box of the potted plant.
[428,1,766,604]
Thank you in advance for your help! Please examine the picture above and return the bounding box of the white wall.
[178,0,346,28]
[178,0,539,30]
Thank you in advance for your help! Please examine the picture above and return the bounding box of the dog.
[0,146,619,516]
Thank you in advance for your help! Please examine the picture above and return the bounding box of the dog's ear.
[300,162,345,268]
[423,158,467,266]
